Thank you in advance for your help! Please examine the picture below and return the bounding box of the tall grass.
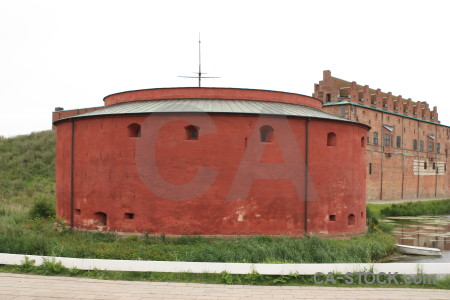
[0,131,396,264]
[380,199,450,217]
[0,218,396,263]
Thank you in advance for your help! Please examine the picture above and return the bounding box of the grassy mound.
[0,131,56,229]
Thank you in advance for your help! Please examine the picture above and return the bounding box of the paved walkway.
[1,273,449,299]
[367,197,448,205]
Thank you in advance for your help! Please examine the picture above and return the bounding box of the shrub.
[39,257,66,275]
[17,256,36,273]
[366,207,380,233]
[29,200,55,219]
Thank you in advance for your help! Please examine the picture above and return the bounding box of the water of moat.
[383,215,450,263]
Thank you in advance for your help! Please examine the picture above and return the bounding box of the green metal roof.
[54,99,369,128]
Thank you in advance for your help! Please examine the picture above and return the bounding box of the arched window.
[127,123,141,137]
[361,136,365,147]
[326,93,331,102]
[94,212,107,226]
[185,125,199,140]
[260,125,274,142]
[348,214,355,226]
[327,132,337,146]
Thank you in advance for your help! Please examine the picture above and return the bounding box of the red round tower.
[54,87,369,237]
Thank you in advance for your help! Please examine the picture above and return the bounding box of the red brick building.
[314,71,450,200]
[53,87,368,236]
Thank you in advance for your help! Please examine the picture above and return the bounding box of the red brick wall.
[314,70,439,123]
[52,107,103,130]
[104,87,323,109]
[55,113,367,236]
[317,70,449,201]
[55,121,73,221]
[323,103,450,200]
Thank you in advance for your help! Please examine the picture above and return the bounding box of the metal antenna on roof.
[179,33,220,87]
[198,34,202,87]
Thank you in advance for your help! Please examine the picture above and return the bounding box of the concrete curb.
[1,253,450,275]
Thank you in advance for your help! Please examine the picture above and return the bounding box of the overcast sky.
[1,0,449,137]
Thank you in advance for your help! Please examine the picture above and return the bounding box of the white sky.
[1,0,449,137]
